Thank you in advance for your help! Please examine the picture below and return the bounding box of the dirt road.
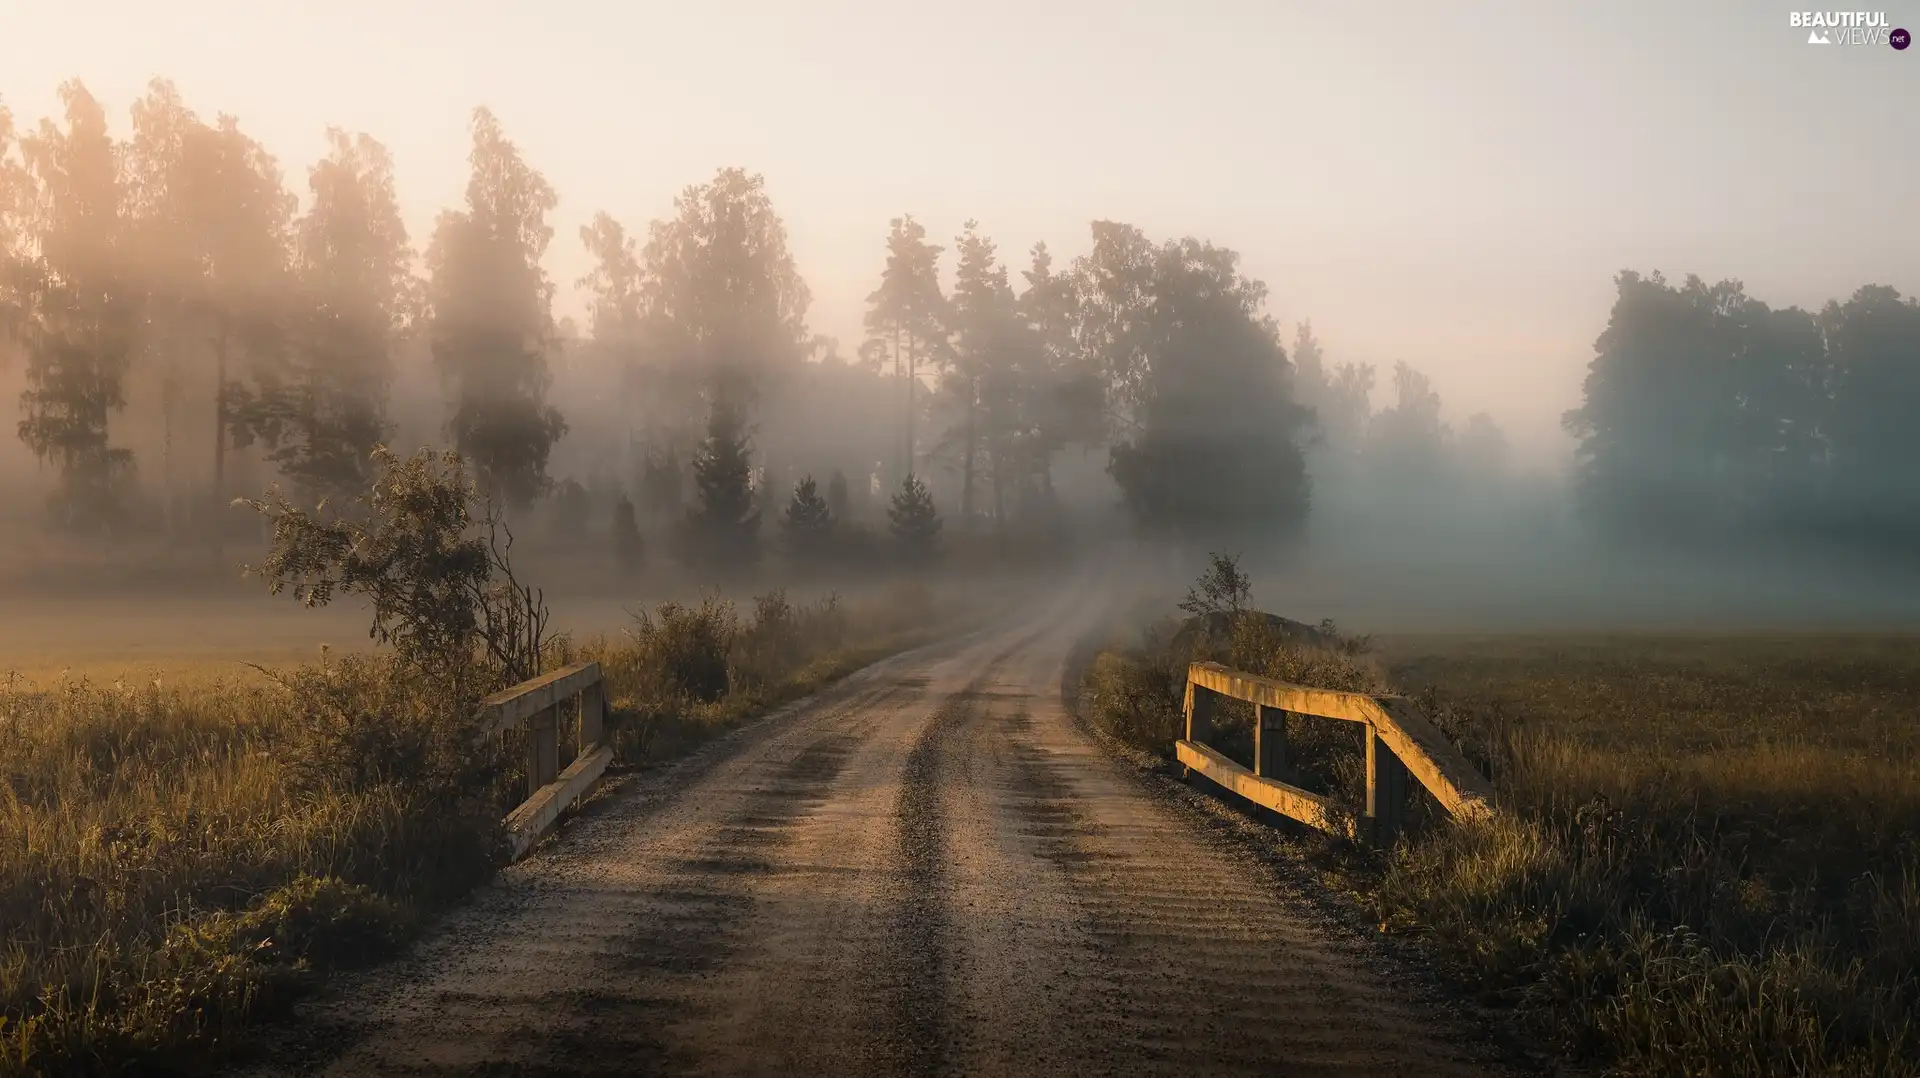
[249,589,1507,1077]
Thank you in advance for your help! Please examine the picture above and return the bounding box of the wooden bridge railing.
[1177,661,1495,845]
[475,661,613,859]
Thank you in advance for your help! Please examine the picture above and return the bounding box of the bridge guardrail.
[475,661,612,859]
[1177,661,1494,844]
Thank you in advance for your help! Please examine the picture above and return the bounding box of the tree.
[123,81,297,538]
[1367,361,1450,491]
[16,82,138,532]
[638,443,683,521]
[826,468,853,523]
[0,101,32,368]
[782,474,835,565]
[945,220,1009,524]
[1290,320,1373,469]
[888,472,941,565]
[864,215,946,481]
[0,102,26,358]
[611,493,644,575]
[629,168,811,440]
[1455,412,1511,478]
[240,445,551,691]
[1019,240,1100,491]
[428,107,566,510]
[1563,271,1829,541]
[231,129,411,504]
[1822,285,1920,545]
[678,395,760,568]
[1076,224,1312,539]
[1178,551,1252,617]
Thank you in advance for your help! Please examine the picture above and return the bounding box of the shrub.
[626,594,738,703]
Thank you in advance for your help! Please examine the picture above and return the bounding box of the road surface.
[249,588,1507,1077]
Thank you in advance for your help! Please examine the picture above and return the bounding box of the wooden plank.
[474,662,601,743]
[527,706,558,798]
[579,679,604,748]
[1368,696,1497,822]
[504,744,614,860]
[1256,705,1289,779]
[1366,728,1410,845]
[1175,739,1350,837]
[1188,663,1379,725]
[1187,661,1497,823]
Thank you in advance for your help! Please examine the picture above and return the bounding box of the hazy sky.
[3,1,1914,457]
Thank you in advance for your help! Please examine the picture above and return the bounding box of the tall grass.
[1080,620,1920,1076]
[0,583,944,1076]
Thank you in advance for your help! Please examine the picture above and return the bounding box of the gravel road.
[243,587,1509,1077]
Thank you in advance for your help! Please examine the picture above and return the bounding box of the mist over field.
[0,2,1915,640]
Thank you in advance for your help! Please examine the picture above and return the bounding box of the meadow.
[1082,615,1920,1077]
[0,580,963,1076]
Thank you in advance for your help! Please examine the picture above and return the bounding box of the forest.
[1,77,1916,580]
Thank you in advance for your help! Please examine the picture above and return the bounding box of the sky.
[2,0,1914,458]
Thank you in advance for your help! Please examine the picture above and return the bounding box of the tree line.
[0,77,1325,570]
[3,78,1909,571]
[1565,271,1920,556]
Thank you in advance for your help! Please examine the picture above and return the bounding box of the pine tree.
[887,472,941,566]
[678,396,760,568]
[864,215,946,481]
[826,468,852,523]
[782,473,834,564]
[611,493,644,575]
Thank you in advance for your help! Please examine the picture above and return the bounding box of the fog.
[1,5,1917,636]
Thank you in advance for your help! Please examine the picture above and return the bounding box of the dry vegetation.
[0,578,948,1077]
[1081,584,1920,1077]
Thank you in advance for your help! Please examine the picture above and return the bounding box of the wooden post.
[580,678,604,748]
[1184,682,1214,746]
[1366,725,1410,846]
[1256,705,1289,779]
[528,705,559,799]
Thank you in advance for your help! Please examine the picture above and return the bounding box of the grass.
[1080,617,1920,1077]
[0,581,955,1077]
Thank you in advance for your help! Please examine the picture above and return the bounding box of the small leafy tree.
[678,396,760,568]
[238,445,551,695]
[783,474,835,564]
[612,493,644,575]
[1179,551,1252,617]
[888,472,942,565]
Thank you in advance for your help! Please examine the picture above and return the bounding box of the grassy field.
[0,581,965,1077]
[1082,618,1920,1077]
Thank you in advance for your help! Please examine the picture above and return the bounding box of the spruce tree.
[888,472,941,566]
[612,493,644,576]
[679,396,760,568]
[826,468,852,523]
[783,474,834,565]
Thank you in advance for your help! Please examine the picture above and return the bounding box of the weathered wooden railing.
[1178,661,1495,844]
[474,661,612,860]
